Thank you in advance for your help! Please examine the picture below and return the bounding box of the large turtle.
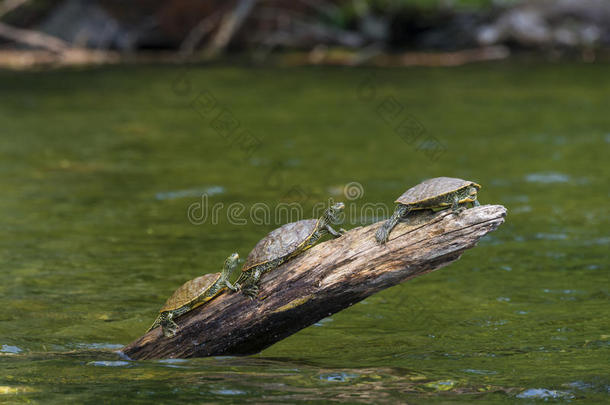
[235,202,345,298]
[147,252,239,337]
[375,177,481,244]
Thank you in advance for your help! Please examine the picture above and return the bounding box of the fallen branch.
[179,10,222,57]
[0,21,70,53]
[122,204,506,360]
[0,0,29,19]
[203,0,258,59]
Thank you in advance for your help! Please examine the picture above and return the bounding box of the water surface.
[0,63,608,403]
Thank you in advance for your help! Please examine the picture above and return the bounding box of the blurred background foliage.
[1,0,609,68]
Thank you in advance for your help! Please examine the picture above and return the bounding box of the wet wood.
[122,204,507,360]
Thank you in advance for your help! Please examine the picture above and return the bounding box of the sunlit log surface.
[122,205,507,360]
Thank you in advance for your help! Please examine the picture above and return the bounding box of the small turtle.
[147,252,240,338]
[375,177,481,244]
[236,202,345,298]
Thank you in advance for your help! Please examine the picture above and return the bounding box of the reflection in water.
[0,351,522,402]
[525,172,571,184]
[516,388,574,400]
[1,344,23,354]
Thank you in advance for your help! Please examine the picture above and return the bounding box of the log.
[0,0,29,19]
[179,10,221,57]
[0,21,70,53]
[122,204,506,360]
[203,0,258,59]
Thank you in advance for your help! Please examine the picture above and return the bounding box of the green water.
[0,63,608,403]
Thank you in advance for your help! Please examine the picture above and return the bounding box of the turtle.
[147,252,240,338]
[235,202,346,298]
[375,177,481,244]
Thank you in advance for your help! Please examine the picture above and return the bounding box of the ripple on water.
[516,388,574,399]
[76,343,124,350]
[158,358,190,369]
[512,205,532,214]
[525,172,571,184]
[424,380,456,391]
[502,194,529,203]
[0,386,36,394]
[463,369,497,375]
[88,361,132,367]
[211,389,247,396]
[158,358,188,363]
[319,372,359,382]
[0,345,22,354]
[542,289,580,295]
[583,237,610,246]
[155,186,225,200]
[566,380,610,394]
[314,317,333,327]
[535,232,568,240]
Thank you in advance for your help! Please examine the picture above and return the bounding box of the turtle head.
[221,252,240,279]
[324,201,345,224]
[468,183,481,196]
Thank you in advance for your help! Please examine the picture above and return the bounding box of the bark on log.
[122,204,506,360]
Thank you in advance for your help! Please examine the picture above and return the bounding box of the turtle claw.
[242,285,259,299]
[375,227,389,244]
[164,326,178,338]
[162,319,179,338]
[454,206,466,214]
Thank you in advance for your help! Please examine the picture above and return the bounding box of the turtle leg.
[325,224,344,238]
[242,284,259,298]
[160,312,180,338]
[451,196,466,214]
[241,257,284,298]
[241,269,261,299]
[232,272,246,293]
[375,205,409,244]
[472,198,480,207]
[224,279,239,292]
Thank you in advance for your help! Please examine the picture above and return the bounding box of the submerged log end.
[122,204,506,360]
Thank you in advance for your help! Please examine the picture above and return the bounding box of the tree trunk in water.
[122,204,507,360]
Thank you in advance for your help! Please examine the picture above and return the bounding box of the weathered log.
[122,204,506,360]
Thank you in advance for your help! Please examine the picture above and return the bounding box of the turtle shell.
[242,219,319,272]
[396,177,480,205]
[160,272,221,312]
